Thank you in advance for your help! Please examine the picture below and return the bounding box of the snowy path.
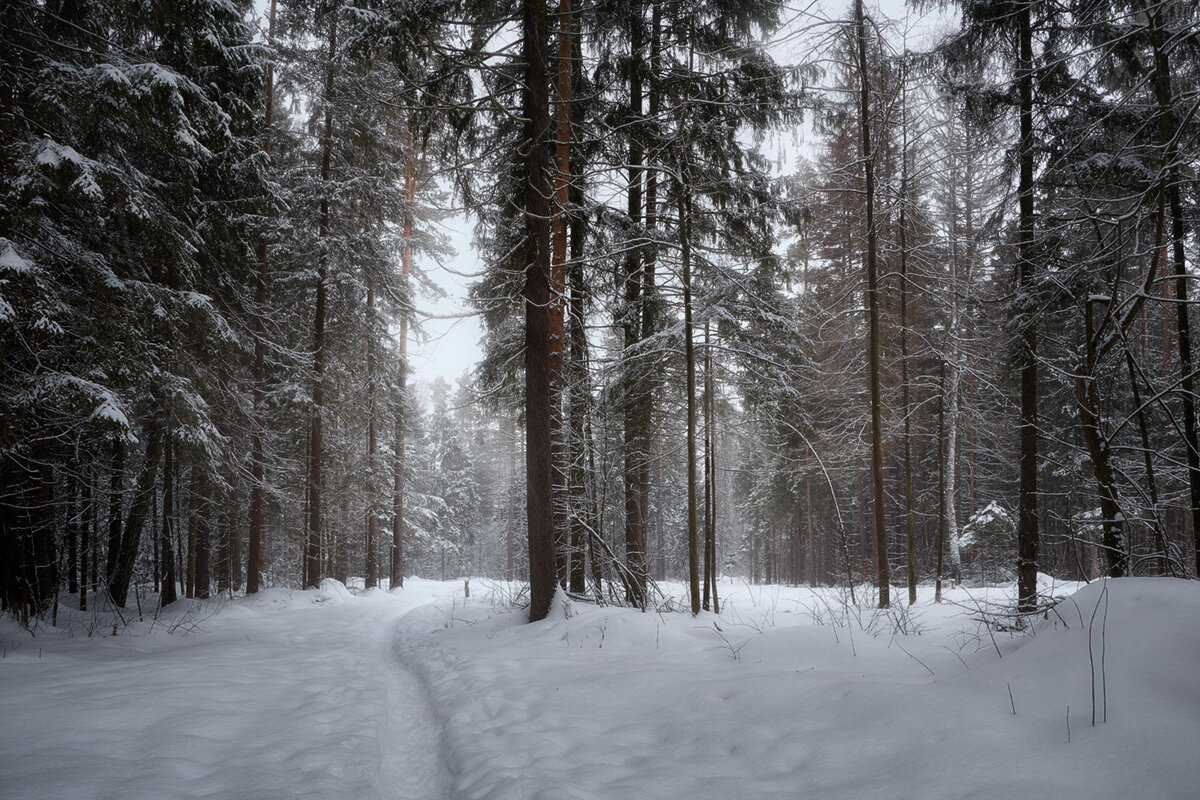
[5,577,1199,800]
[0,583,454,800]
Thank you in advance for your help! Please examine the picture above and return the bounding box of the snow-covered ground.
[2,576,1198,799]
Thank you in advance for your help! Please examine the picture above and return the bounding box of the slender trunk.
[945,165,963,583]
[186,466,196,598]
[392,127,415,591]
[306,15,337,590]
[899,63,916,605]
[681,184,701,615]
[936,362,946,602]
[656,428,665,581]
[507,415,515,582]
[365,284,378,589]
[945,357,962,582]
[702,325,712,611]
[160,438,177,604]
[855,0,888,607]
[1016,2,1040,611]
[707,334,718,613]
[248,0,277,597]
[522,0,557,622]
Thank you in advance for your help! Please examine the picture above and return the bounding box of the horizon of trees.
[2,0,1198,626]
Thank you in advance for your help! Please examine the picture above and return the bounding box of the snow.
[2,578,1198,800]
[89,395,131,429]
[0,580,456,800]
[0,241,34,274]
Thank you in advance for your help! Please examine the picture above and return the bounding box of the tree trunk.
[548,0,573,587]
[80,472,91,611]
[1077,301,1128,577]
[247,0,276,596]
[306,14,337,590]
[898,62,916,606]
[522,0,557,622]
[507,415,515,582]
[186,465,196,598]
[160,439,177,604]
[366,284,378,590]
[855,0,888,607]
[706,329,718,613]
[566,36,590,594]
[681,183,701,615]
[621,0,648,608]
[392,125,415,592]
[1015,2,1040,611]
[936,361,946,602]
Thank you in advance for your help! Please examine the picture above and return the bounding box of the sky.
[407,213,483,386]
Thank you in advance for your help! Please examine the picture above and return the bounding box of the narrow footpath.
[0,585,454,800]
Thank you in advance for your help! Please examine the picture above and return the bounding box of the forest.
[4,0,1199,621]
[3,1,1200,797]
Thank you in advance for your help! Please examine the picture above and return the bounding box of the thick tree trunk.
[522,0,557,622]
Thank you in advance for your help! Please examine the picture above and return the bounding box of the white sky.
[407,213,482,386]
